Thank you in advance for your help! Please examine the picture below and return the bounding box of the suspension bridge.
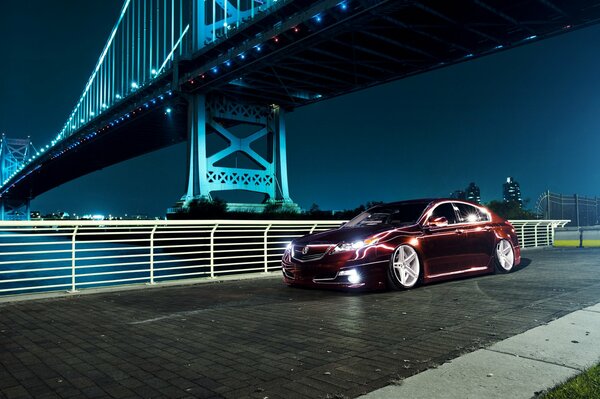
[1,0,600,219]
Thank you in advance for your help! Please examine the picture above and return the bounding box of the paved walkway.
[361,303,600,398]
[0,248,599,399]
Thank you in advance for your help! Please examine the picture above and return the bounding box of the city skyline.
[2,2,600,215]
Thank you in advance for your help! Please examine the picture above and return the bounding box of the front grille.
[292,245,331,262]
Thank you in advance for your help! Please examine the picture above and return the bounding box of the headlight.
[285,243,292,251]
[329,238,379,254]
[330,240,364,254]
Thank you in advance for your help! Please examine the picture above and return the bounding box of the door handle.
[455,229,465,234]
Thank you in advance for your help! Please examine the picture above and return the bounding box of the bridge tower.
[181,94,298,212]
[179,0,298,212]
[0,134,34,220]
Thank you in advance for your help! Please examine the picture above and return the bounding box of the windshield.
[344,202,429,228]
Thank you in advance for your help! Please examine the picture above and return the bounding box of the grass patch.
[542,363,600,399]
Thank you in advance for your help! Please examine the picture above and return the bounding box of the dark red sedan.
[282,199,520,290]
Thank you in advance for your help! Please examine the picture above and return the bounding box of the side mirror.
[426,216,448,228]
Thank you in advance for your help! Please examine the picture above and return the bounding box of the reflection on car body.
[282,199,521,290]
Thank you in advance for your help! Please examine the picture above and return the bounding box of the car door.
[419,202,466,277]
[453,202,495,268]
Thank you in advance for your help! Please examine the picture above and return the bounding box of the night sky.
[1,2,600,216]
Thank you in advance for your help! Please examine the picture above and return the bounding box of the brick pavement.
[1,248,599,399]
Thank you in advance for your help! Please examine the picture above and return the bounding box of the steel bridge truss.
[185,95,291,203]
[0,136,34,220]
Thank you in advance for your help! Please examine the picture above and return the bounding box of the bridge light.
[80,119,85,123]
[293,26,299,33]
[90,112,95,116]
[212,67,219,73]
[494,44,504,50]
[273,36,279,43]
[102,104,107,109]
[131,81,139,89]
[525,35,537,40]
[314,14,322,23]
[116,94,122,99]
[239,53,245,59]
[165,108,172,114]
[339,2,348,10]
[225,60,231,67]
[255,45,261,52]
[151,69,157,75]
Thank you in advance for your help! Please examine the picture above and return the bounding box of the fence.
[536,191,599,227]
[509,220,569,248]
[0,219,569,296]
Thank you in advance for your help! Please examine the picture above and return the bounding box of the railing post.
[149,225,158,285]
[264,224,272,273]
[521,223,526,248]
[210,224,218,278]
[69,226,79,293]
[309,223,318,234]
[534,222,540,247]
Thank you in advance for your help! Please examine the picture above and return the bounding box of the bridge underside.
[184,0,600,108]
[3,0,600,209]
[2,101,188,201]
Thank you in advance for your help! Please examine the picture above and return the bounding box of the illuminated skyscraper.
[503,177,522,207]
[465,182,481,204]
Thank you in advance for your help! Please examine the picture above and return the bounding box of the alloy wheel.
[391,245,420,288]
[496,239,514,271]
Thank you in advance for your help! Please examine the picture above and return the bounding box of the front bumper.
[281,253,388,290]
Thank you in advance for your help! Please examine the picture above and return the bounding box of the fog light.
[339,269,361,284]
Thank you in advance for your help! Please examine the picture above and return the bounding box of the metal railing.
[509,220,569,248]
[0,219,569,296]
[0,220,341,296]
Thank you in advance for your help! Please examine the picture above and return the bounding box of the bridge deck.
[1,248,599,399]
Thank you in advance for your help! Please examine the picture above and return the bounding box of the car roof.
[375,199,437,207]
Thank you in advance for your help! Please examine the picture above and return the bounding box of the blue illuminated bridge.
[1,0,600,219]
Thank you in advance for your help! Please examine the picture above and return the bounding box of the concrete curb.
[360,303,600,399]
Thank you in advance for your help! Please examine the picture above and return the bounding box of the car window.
[429,203,457,224]
[344,203,429,228]
[454,203,490,223]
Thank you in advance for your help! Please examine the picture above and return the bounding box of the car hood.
[294,224,418,245]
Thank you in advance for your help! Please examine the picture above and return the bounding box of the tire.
[387,244,421,290]
[494,239,515,274]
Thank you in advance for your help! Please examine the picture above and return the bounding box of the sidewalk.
[361,302,600,399]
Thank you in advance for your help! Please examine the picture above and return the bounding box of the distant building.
[503,177,522,207]
[450,190,466,200]
[450,182,480,203]
[465,182,481,204]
